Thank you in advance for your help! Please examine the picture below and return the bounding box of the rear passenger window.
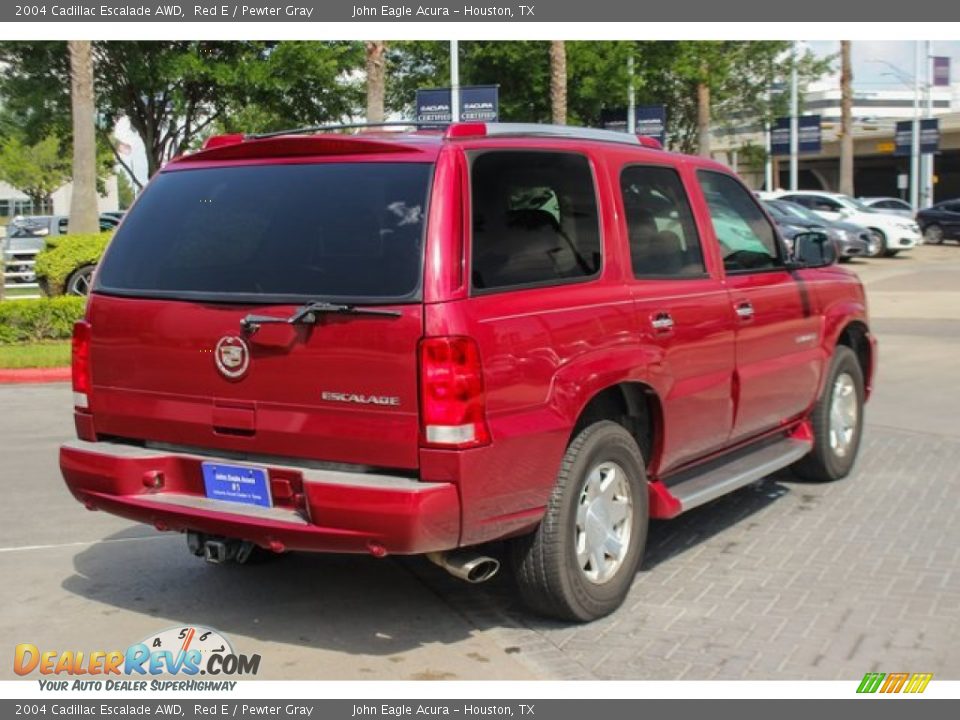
[698,171,783,272]
[470,151,601,291]
[621,166,705,278]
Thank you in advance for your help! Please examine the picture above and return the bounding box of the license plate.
[202,462,272,508]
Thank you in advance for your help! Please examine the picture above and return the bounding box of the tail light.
[419,336,490,449]
[72,320,91,409]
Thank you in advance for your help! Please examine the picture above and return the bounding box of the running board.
[666,437,812,513]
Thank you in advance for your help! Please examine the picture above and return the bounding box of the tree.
[0,42,365,185]
[67,41,99,235]
[365,41,387,123]
[839,41,854,196]
[0,134,71,212]
[549,41,567,125]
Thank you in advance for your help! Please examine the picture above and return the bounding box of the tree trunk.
[839,40,855,196]
[696,80,711,158]
[365,41,386,124]
[549,41,567,125]
[67,41,100,236]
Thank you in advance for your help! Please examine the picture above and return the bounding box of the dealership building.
[713,85,960,202]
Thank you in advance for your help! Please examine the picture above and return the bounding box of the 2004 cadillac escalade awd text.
[60,122,875,621]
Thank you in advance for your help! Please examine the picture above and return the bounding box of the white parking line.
[0,535,174,554]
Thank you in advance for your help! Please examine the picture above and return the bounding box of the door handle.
[734,301,754,321]
[650,311,675,333]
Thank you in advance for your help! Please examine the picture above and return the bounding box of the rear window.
[95,162,433,303]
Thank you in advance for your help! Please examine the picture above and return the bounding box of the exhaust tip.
[463,558,500,584]
[427,551,500,584]
[203,540,227,564]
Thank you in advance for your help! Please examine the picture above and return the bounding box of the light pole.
[870,55,923,211]
[923,41,934,207]
[450,40,460,123]
[910,41,921,212]
[627,55,636,134]
[789,42,799,191]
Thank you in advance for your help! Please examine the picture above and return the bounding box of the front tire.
[867,229,886,258]
[511,421,648,622]
[65,264,96,296]
[923,224,945,245]
[792,346,865,482]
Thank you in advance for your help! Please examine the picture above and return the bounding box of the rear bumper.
[60,440,461,555]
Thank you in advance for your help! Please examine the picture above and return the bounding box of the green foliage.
[383,41,831,154]
[116,171,135,210]
[34,232,111,296]
[0,297,86,344]
[0,41,366,179]
[0,134,71,207]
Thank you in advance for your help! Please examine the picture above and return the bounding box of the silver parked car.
[858,197,915,218]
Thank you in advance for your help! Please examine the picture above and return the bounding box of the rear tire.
[511,421,648,622]
[792,346,865,482]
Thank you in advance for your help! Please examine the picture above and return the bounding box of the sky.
[115,40,960,190]
[806,40,960,91]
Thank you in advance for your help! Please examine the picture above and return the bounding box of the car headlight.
[833,229,848,240]
[897,222,917,231]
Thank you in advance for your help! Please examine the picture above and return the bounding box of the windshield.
[96,162,433,303]
[838,196,876,213]
[772,201,822,224]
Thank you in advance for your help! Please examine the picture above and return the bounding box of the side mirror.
[793,231,836,267]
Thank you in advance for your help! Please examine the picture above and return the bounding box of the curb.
[0,367,71,384]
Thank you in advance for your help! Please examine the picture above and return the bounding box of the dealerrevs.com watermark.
[14,625,260,691]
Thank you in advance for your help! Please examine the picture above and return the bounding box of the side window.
[698,171,783,273]
[620,165,706,278]
[470,151,601,291]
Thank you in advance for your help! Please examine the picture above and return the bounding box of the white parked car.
[772,191,921,257]
[859,197,915,218]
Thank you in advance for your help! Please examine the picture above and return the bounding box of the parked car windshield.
[769,201,825,225]
[838,196,877,213]
[95,162,433,303]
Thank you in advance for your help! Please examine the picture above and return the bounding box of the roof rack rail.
[447,122,662,149]
[246,121,442,140]
[242,120,664,149]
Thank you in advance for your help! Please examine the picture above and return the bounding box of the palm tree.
[67,40,99,235]
[839,41,854,196]
[365,41,386,124]
[550,41,567,125]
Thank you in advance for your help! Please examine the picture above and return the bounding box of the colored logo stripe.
[857,672,932,694]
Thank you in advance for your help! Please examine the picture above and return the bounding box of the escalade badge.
[215,336,250,380]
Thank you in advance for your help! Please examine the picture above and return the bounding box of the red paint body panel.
[60,128,875,556]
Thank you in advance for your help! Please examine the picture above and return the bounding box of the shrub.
[35,232,111,296]
[0,297,87,344]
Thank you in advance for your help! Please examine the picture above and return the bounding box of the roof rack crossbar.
[246,121,442,140]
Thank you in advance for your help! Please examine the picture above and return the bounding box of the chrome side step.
[667,437,812,513]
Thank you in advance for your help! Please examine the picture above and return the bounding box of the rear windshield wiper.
[241,301,401,335]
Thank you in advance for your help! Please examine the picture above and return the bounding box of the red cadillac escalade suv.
[61,122,875,621]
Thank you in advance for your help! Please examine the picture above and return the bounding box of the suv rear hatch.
[85,146,433,470]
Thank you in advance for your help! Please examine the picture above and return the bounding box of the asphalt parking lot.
[2,244,959,681]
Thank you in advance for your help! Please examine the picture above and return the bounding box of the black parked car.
[763,199,875,261]
[917,200,960,244]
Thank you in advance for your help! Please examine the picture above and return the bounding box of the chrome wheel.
[575,461,633,585]
[829,372,859,458]
[67,266,95,296]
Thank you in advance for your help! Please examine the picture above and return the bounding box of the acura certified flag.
[933,57,950,87]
